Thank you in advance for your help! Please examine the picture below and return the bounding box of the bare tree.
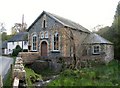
[50,25,90,69]
[60,27,90,69]
[11,15,27,35]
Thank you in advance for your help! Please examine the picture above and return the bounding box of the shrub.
[12,45,22,56]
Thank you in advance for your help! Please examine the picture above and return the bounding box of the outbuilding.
[82,33,114,63]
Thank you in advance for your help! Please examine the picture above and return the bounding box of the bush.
[12,45,22,56]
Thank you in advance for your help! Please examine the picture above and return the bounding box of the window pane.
[93,46,100,54]
[32,35,37,50]
[45,32,48,38]
[54,33,59,50]
[43,20,46,28]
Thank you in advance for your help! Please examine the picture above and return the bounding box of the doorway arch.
[41,41,47,56]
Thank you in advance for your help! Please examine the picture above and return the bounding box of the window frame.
[53,32,59,51]
[45,31,48,38]
[24,41,27,45]
[92,45,100,55]
[32,34,37,51]
[40,32,44,39]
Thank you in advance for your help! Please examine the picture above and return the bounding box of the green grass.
[3,69,12,87]
[3,56,15,88]
[25,67,42,86]
[47,59,120,86]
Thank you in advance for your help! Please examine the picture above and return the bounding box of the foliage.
[47,60,120,86]
[12,45,22,56]
[37,68,57,76]
[1,32,13,41]
[11,23,27,35]
[97,2,120,60]
[25,67,42,86]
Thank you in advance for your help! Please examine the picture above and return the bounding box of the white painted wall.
[23,41,28,49]
[2,48,8,55]
[7,41,28,54]
[4,49,8,54]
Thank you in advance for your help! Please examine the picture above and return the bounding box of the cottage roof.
[83,33,113,44]
[8,32,28,42]
[28,11,90,33]
[2,41,7,48]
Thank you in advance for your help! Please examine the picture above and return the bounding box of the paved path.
[0,56,13,79]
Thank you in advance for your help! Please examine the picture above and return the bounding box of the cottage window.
[93,45,100,54]
[53,32,59,50]
[32,34,37,51]
[24,41,27,45]
[45,31,48,38]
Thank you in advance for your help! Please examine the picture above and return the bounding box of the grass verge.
[3,56,15,87]
[3,69,12,88]
[47,59,120,86]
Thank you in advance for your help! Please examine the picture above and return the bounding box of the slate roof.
[83,33,113,44]
[8,32,28,42]
[28,11,90,33]
[2,41,7,48]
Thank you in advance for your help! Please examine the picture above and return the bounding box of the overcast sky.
[0,0,119,34]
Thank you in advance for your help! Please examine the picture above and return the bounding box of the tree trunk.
[72,36,77,69]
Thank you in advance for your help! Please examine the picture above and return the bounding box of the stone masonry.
[12,57,26,85]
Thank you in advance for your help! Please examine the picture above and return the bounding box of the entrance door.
[41,41,47,56]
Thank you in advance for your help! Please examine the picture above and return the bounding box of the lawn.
[47,59,120,86]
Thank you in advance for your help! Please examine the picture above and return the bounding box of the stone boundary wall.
[18,52,40,64]
[12,57,26,80]
[12,57,26,87]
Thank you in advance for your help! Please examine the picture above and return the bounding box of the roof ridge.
[44,11,66,26]
[45,11,90,33]
[28,11,90,33]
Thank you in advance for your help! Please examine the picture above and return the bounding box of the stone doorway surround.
[40,40,49,56]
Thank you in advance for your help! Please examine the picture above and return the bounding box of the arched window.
[32,34,37,51]
[53,32,59,50]
[40,32,44,39]
[45,31,48,38]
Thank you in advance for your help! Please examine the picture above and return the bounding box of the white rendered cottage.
[7,32,28,54]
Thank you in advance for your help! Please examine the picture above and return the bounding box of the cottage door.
[41,41,47,56]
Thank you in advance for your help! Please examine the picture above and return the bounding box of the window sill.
[31,50,37,52]
[92,53,100,55]
[40,37,49,39]
[51,50,60,53]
